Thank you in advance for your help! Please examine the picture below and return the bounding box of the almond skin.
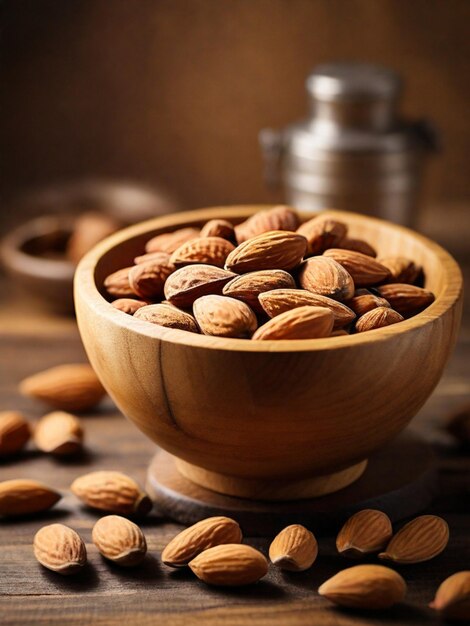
[0,479,61,516]
[34,411,84,456]
[104,267,137,298]
[225,230,307,273]
[324,248,391,286]
[34,524,87,575]
[223,270,296,313]
[164,264,236,308]
[430,571,470,621]
[134,303,199,333]
[346,288,391,317]
[377,283,435,315]
[340,237,377,258]
[235,205,299,243]
[189,543,268,586]
[379,256,421,284]
[200,219,236,242]
[20,364,106,412]
[162,516,243,567]
[71,471,152,516]
[0,411,31,455]
[128,257,174,299]
[269,524,318,571]
[379,515,449,564]
[297,216,347,255]
[336,509,393,558]
[298,257,355,301]
[145,227,200,254]
[170,236,235,268]
[92,515,147,567]
[259,288,355,329]
[252,306,334,340]
[193,295,257,338]
[355,306,404,332]
[111,298,149,315]
[318,564,406,609]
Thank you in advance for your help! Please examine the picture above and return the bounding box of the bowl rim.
[74,205,463,353]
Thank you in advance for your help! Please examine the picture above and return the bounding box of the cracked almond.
[269,524,318,571]
[379,515,449,564]
[336,509,393,558]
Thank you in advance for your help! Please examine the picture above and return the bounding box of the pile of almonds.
[103,206,435,340]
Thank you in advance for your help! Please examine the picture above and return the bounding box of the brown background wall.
[1,0,469,211]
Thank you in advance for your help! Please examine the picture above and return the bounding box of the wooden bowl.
[74,207,463,500]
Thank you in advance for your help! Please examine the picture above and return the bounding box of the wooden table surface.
[0,274,469,626]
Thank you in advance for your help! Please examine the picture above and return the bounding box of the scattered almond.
[324,248,390,286]
[128,257,174,299]
[223,269,296,313]
[92,515,147,567]
[318,564,406,609]
[235,205,299,243]
[200,219,236,242]
[170,236,235,268]
[193,295,257,338]
[355,306,404,332]
[34,524,87,575]
[71,471,152,516]
[0,479,61,516]
[269,524,318,571]
[379,515,449,564]
[0,411,31,455]
[346,288,390,317]
[164,264,236,308]
[111,298,148,315]
[336,509,393,558]
[379,256,421,284]
[134,303,199,332]
[299,256,355,301]
[430,571,470,622]
[225,230,307,273]
[252,305,334,340]
[20,364,106,412]
[189,543,268,586]
[145,227,200,254]
[103,267,137,298]
[377,283,435,315]
[297,216,347,255]
[340,237,377,257]
[34,411,84,456]
[162,516,242,568]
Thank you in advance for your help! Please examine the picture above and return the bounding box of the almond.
[134,303,199,332]
[34,524,87,575]
[34,411,84,456]
[346,288,391,317]
[298,257,355,301]
[71,471,152,516]
[223,270,296,313]
[134,250,172,265]
[323,248,391,286]
[0,411,31,455]
[170,236,235,268]
[128,257,174,299]
[92,515,147,567]
[340,237,377,257]
[379,256,421,284]
[379,515,449,564]
[430,571,470,621]
[164,264,236,308]
[111,298,149,315]
[0,479,61,516]
[200,219,236,242]
[193,295,257,338]
[318,564,406,609]
[355,306,404,332]
[226,230,307,274]
[20,364,106,412]
[104,267,137,298]
[269,524,318,571]
[67,211,119,264]
[162,516,242,567]
[259,288,355,329]
[252,305,334,340]
[297,216,347,255]
[336,509,393,558]
[377,283,435,315]
[189,544,268,586]
[235,205,299,243]
[145,227,200,254]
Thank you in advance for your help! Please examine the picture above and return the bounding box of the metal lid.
[306,62,402,101]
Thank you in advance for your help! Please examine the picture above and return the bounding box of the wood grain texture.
[0,293,469,625]
[74,207,462,499]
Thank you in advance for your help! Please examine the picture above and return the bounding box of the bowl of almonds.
[74,205,462,500]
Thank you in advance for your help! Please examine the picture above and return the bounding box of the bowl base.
[146,431,437,536]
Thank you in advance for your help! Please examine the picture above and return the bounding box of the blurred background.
[1,0,469,316]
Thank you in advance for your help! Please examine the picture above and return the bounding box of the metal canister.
[259,62,437,227]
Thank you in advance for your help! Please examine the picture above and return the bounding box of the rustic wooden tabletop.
[0,267,469,626]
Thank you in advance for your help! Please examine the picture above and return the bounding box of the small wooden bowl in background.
[74,207,463,500]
